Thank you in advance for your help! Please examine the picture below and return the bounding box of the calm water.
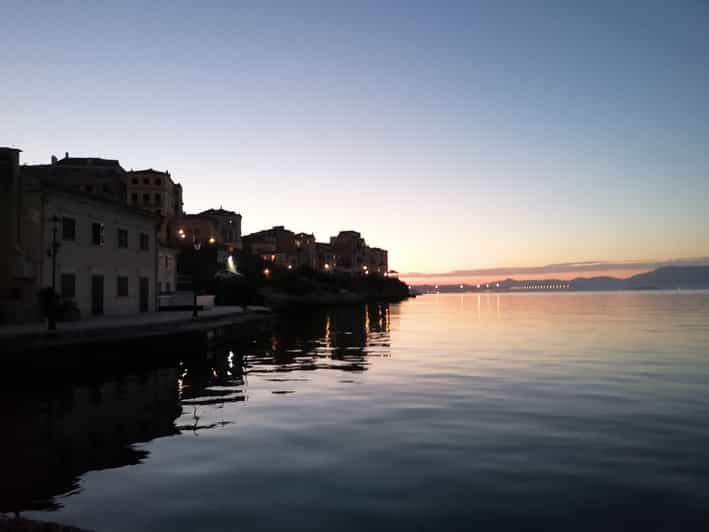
[3,292,709,530]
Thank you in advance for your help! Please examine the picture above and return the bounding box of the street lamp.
[192,236,201,317]
[47,215,60,330]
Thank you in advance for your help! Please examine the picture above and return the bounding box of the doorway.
[139,277,149,312]
[91,275,104,316]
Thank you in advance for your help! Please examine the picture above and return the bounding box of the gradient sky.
[3,1,708,279]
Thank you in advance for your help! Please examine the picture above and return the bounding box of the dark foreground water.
[2,292,709,531]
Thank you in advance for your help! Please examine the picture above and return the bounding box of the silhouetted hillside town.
[0,147,395,324]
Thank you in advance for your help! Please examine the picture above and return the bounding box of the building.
[126,168,183,242]
[326,231,388,275]
[0,148,160,323]
[0,147,34,323]
[243,226,297,267]
[197,208,242,251]
[295,232,318,269]
[316,242,337,272]
[367,247,389,275]
[125,169,184,294]
[22,153,128,203]
[330,231,368,273]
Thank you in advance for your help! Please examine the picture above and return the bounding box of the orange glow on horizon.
[400,268,651,286]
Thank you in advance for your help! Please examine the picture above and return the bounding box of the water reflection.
[0,368,181,514]
[0,303,391,515]
[243,303,391,375]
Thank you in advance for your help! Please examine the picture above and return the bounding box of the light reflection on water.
[3,292,709,531]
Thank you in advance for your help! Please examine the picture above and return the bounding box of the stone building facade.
[0,148,160,323]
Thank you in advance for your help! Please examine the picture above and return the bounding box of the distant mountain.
[412,265,709,293]
[571,266,709,290]
[625,266,709,290]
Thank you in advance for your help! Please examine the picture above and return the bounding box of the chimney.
[51,155,57,164]
[64,152,69,159]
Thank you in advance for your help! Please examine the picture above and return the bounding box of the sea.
[3,291,709,531]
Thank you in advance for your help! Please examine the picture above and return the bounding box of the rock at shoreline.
[0,516,93,532]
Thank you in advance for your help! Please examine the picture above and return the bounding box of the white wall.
[158,246,178,293]
[42,192,158,318]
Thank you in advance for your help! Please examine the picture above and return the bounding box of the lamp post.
[47,215,60,330]
[193,237,201,318]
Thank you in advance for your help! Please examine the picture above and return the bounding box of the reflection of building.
[246,303,392,374]
[0,148,160,322]
[1,368,180,513]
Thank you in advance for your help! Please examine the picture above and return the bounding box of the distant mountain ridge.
[413,266,709,292]
[594,265,709,290]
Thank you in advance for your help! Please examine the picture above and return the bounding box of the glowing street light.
[263,268,271,277]
[208,237,216,244]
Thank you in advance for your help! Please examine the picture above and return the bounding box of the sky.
[3,1,709,283]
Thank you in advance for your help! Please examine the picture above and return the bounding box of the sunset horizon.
[2,2,709,531]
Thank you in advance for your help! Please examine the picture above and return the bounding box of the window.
[165,282,171,292]
[155,178,162,185]
[194,228,201,237]
[85,185,93,193]
[132,178,138,185]
[91,222,104,246]
[62,217,76,241]
[61,273,76,298]
[117,276,129,297]
[102,184,111,194]
[154,193,161,203]
[143,178,150,185]
[142,193,150,204]
[118,228,128,248]
[139,233,149,251]
[131,193,138,204]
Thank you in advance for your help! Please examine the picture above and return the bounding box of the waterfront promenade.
[0,306,272,356]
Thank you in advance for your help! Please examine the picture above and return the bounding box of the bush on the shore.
[197,251,408,306]
[213,276,264,307]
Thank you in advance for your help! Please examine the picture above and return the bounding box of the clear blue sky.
[3,1,708,275]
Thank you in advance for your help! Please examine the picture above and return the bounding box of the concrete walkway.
[0,306,273,354]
